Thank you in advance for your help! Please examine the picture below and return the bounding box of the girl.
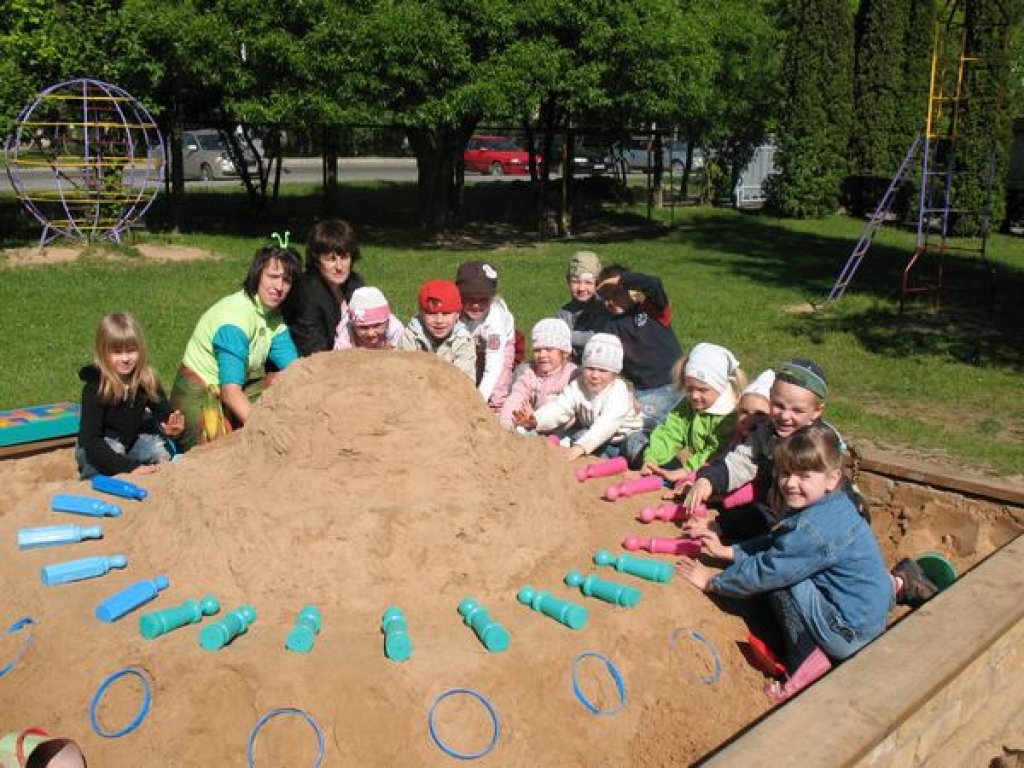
[76,313,184,478]
[513,333,642,461]
[640,342,747,481]
[171,244,301,449]
[555,251,608,363]
[455,260,516,411]
[735,369,774,440]
[499,318,577,430]
[333,286,404,350]
[677,424,892,703]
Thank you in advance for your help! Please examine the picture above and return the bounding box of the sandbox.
[0,352,1020,766]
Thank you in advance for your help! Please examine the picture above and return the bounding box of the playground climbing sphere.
[3,78,164,246]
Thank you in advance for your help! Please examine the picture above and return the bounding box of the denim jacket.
[709,489,891,643]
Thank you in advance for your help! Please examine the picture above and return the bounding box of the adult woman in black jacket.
[287,219,365,355]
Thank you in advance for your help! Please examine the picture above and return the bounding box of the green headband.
[776,362,828,401]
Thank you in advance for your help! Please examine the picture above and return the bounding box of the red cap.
[418,279,462,313]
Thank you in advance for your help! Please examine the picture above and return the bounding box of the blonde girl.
[76,313,184,478]
[639,342,747,481]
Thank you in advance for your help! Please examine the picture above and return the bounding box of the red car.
[463,135,540,176]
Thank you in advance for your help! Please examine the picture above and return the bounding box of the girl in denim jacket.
[677,423,892,703]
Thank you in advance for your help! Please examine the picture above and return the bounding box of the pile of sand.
[0,352,772,766]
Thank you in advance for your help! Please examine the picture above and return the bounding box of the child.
[677,423,893,703]
[76,313,184,479]
[595,265,683,430]
[455,261,516,411]
[333,286,404,350]
[640,342,746,480]
[736,369,774,440]
[555,251,609,363]
[399,279,477,380]
[513,333,642,461]
[682,358,837,538]
[499,318,578,430]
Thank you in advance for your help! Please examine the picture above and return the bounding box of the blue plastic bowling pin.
[95,575,170,623]
[51,494,121,518]
[565,570,642,607]
[594,549,674,583]
[41,554,128,586]
[139,595,220,640]
[458,599,510,652]
[199,604,257,651]
[17,524,103,550]
[286,605,322,653]
[381,606,412,662]
[91,475,148,501]
[517,586,588,630]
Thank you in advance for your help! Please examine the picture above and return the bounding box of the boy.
[399,279,476,380]
[556,251,609,363]
[595,265,683,430]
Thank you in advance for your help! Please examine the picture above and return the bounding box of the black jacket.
[77,365,172,475]
[286,269,364,356]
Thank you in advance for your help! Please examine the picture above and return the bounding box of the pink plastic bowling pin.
[574,456,628,483]
[638,502,710,523]
[603,474,664,501]
[623,535,702,557]
[722,482,757,509]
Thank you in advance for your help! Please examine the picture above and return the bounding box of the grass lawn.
[2,180,1023,477]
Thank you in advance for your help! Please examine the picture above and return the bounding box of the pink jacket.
[499,362,578,429]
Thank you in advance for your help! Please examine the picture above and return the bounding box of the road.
[0,157,542,192]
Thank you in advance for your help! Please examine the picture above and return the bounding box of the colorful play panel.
[0,402,80,452]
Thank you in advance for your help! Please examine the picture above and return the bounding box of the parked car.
[612,136,704,175]
[463,135,540,176]
[544,137,612,176]
[180,129,258,181]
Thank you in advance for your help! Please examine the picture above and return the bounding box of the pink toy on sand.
[638,502,709,524]
[603,474,663,501]
[623,535,702,557]
[574,456,628,483]
[721,482,756,509]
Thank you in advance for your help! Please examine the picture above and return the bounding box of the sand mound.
[1,352,772,766]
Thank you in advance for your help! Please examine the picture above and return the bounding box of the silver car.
[180,129,257,181]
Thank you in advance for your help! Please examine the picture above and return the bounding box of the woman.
[170,244,301,449]
[287,219,365,355]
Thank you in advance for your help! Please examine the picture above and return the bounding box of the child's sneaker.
[893,558,939,607]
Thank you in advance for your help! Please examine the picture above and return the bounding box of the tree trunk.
[407,120,476,232]
[323,124,339,215]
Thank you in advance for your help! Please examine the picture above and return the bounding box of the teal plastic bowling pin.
[95,575,170,623]
[594,549,673,583]
[286,605,322,653]
[199,604,257,651]
[139,595,220,640]
[457,599,510,652]
[17,524,103,550]
[91,474,148,501]
[51,494,121,518]
[565,570,642,607]
[40,554,127,586]
[381,606,412,662]
[517,586,588,630]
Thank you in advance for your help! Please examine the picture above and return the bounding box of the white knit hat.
[348,287,391,326]
[582,333,623,373]
[684,342,740,416]
[742,369,775,401]
[531,318,572,353]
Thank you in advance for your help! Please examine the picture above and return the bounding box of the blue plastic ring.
[0,617,35,679]
[428,688,500,760]
[670,628,722,685]
[89,666,153,738]
[247,707,325,767]
[571,651,627,716]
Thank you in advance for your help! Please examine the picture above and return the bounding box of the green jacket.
[643,400,736,471]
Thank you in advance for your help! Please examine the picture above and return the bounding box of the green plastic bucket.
[916,551,957,592]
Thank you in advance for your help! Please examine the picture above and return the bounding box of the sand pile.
[1,352,773,766]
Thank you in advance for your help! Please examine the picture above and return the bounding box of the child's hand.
[131,464,159,476]
[648,465,695,487]
[565,445,587,462]
[683,477,713,515]
[682,521,733,561]
[512,406,537,430]
[675,557,717,591]
[161,410,185,438]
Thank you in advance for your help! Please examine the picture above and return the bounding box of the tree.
[774,0,855,217]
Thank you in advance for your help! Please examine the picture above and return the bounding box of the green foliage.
[775,0,855,218]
